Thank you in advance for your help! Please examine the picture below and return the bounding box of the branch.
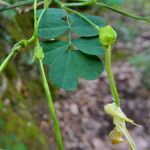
[96,2,150,23]
[0,0,42,12]
[0,0,22,13]
[0,37,34,74]
[39,60,64,150]
[54,0,99,30]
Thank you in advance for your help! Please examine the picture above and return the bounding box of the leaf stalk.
[105,45,120,106]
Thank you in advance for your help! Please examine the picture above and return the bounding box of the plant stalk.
[0,37,34,74]
[0,46,19,73]
[33,0,63,149]
[54,0,99,30]
[105,45,120,106]
[39,60,64,150]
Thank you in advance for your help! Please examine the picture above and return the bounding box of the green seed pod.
[99,25,117,46]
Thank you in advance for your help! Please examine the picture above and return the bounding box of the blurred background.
[0,0,150,149]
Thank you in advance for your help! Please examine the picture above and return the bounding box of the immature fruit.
[104,103,139,150]
[99,25,117,46]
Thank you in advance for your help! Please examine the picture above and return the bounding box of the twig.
[96,2,150,23]
[39,60,64,150]
[0,37,34,73]
[0,0,22,14]
[0,0,42,12]
[23,1,43,13]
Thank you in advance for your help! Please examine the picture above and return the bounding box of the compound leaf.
[49,51,78,90]
[73,37,105,56]
[38,16,68,39]
[37,8,67,18]
[40,41,69,64]
[73,51,104,80]
[70,14,105,37]
[41,40,104,90]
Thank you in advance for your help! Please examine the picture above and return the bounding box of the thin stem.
[105,45,120,106]
[0,0,44,74]
[34,0,38,43]
[37,8,46,26]
[64,0,96,7]
[34,0,47,43]
[54,0,99,30]
[66,14,72,46]
[44,0,51,8]
[34,1,63,149]
[96,2,150,23]
[0,37,34,74]
[0,0,95,12]
[39,60,64,150]
[0,46,20,73]
[0,0,42,12]
[66,7,99,30]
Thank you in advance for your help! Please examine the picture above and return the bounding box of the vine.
[0,0,148,149]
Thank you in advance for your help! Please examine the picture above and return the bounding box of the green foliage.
[38,8,68,39]
[41,41,69,64]
[0,1,148,150]
[38,16,68,39]
[38,8,106,90]
[37,8,67,18]
[102,0,125,6]
[41,41,104,90]
[70,14,105,37]
[72,37,105,56]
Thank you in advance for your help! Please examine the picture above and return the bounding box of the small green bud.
[34,46,44,60]
[99,25,117,46]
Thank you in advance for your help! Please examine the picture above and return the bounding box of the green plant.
[0,0,149,149]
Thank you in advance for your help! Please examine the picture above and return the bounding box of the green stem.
[66,14,72,47]
[54,0,99,30]
[0,37,34,74]
[0,0,95,12]
[44,0,51,8]
[66,7,99,30]
[0,46,19,73]
[39,60,63,150]
[34,0,47,42]
[105,45,120,106]
[34,0,38,43]
[1,0,150,23]
[96,2,150,23]
[34,1,63,149]
[64,0,96,7]
[0,0,44,74]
